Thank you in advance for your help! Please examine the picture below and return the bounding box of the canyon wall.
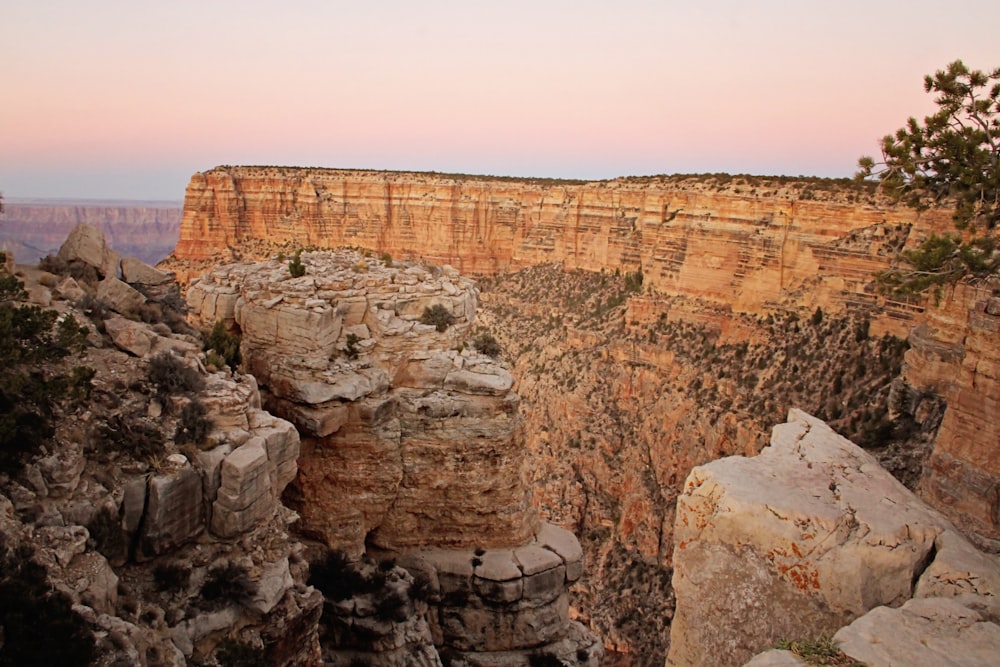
[174,167,952,335]
[2,200,181,266]
[173,166,999,660]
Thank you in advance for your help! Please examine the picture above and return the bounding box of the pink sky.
[2,1,998,200]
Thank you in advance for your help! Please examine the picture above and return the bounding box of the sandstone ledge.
[669,409,1000,667]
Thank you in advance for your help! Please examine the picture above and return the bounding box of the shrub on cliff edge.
[288,249,306,277]
[0,539,95,665]
[204,320,241,368]
[0,274,93,472]
[420,304,455,332]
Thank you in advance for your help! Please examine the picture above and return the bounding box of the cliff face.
[907,283,1000,550]
[1,226,322,665]
[2,201,181,266]
[175,168,950,335]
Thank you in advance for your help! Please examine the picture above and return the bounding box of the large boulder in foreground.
[668,408,1000,667]
[57,223,121,278]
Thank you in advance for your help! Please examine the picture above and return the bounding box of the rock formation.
[668,409,1000,667]
[904,282,1000,551]
[174,168,952,332]
[186,249,602,664]
[168,168,1000,545]
[0,225,321,665]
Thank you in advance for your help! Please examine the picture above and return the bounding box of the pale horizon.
[3,1,998,200]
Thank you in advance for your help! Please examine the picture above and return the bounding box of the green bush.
[408,570,434,602]
[215,639,268,667]
[345,332,360,359]
[204,320,241,368]
[200,562,257,608]
[775,637,863,666]
[308,549,357,601]
[624,268,644,292]
[0,277,93,472]
[374,588,409,622]
[85,505,129,565]
[528,654,566,667]
[174,399,213,445]
[420,304,455,332]
[93,411,166,462]
[472,331,502,358]
[147,352,204,401]
[153,562,192,593]
[0,540,95,665]
[288,249,306,278]
[380,251,393,267]
[75,294,111,325]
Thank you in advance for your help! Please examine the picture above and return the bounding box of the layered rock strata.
[187,250,532,552]
[186,250,601,663]
[175,168,952,333]
[906,282,1000,550]
[668,409,1000,667]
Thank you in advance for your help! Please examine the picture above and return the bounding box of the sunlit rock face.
[668,409,1000,667]
[187,250,537,554]
[173,165,1000,658]
[906,282,1000,550]
[175,167,953,332]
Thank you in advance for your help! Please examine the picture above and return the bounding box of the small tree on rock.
[288,249,306,278]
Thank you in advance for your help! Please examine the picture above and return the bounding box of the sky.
[2,1,999,201]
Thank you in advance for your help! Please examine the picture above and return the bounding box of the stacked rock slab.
[668,408,1000,667]
[186,250,602,664]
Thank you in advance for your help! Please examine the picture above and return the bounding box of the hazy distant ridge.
[1,200,182,266]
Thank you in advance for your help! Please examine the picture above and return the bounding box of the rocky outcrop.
[186,249,600,664]
[668,409,1000,667]
[170,166,999,658]
[0,226,321,665]
[58,222,121,278]
[906,282,1000,550]
[187,250,533,553]
[170,168,1000,541]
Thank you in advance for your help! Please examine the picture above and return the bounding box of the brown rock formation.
[187,250,535,554]
[0,227,323,665]
[172,165,1000,659]
[906,283,1000,550]
[186,250,601,664]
